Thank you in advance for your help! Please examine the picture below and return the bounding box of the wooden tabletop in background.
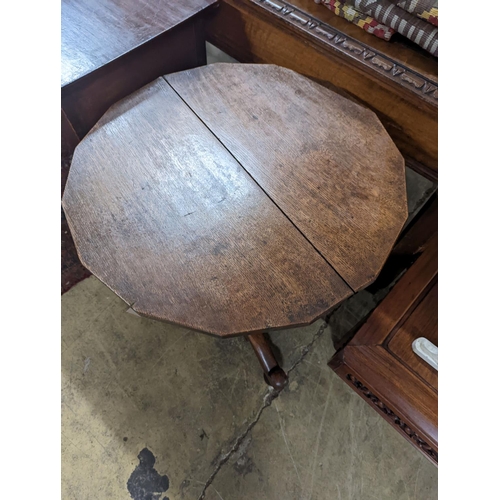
[61,0,215,88]
[62,64,408,337]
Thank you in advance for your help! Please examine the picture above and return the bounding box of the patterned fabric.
[392,0,438,26]
[315,0,438,56]
[350,0,438,55]
[318,0,395,40]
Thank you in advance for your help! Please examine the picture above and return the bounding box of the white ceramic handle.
[412,337,438,371]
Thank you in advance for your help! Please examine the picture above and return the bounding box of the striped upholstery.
[315,0,438,56]
[320,0,395,40]
[351,0,438,55]
[393,0,438,27]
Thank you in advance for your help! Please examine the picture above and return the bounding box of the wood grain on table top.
[61,0,215,87]
[167,64,408,291]
[62,77,353,336]
[63,64,408,336]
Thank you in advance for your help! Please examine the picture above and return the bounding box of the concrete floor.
[62,46,437,499]
[62,273,437,500]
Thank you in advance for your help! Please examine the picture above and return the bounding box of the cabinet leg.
[247,332,288,391]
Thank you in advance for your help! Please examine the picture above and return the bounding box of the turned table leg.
[247,333,288,391]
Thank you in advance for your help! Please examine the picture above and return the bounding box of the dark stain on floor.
[233,453,255,477]
[127,448,170,500]
[231,435,256,477]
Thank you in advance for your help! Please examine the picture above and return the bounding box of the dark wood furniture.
[62,64,407,388]
[367,191,437,292]
[61,0,217,293]
[61,0,217,142]
[206,0,438,181]
[329,233,438,464]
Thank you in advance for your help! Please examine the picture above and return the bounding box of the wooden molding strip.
[345,373,438,463]
[249,0,438,105]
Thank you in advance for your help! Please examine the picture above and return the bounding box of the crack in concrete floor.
[62,277,437,500]
[197,319,331,500]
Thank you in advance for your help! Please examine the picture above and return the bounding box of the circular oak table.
[62,63,407,390]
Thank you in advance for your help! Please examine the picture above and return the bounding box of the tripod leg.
[247,332,288,391]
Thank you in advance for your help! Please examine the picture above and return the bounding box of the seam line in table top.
[163,76,355,295]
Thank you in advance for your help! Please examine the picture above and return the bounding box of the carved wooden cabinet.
[206,0,438,181]
[329,234,438,465]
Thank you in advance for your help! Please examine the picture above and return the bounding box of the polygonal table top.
[62,64,407,336]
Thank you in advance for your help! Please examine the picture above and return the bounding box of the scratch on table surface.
[275,400,303,487]
[151,0,163,23]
